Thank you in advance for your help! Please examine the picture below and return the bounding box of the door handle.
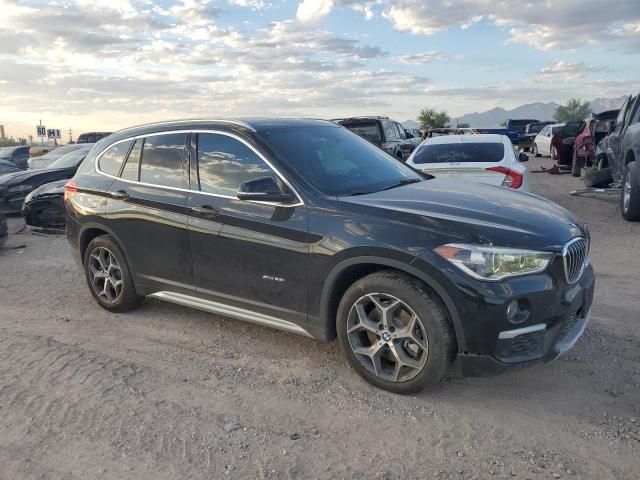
[190,205,218,217]
[111,189,130,200]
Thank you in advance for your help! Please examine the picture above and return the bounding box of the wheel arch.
[78,222,130,269]
[319,256,465,351]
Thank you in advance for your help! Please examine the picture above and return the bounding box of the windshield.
[412,142,505,164]
[260,125,423,196]
[0,147,16,156]
[339,121,382,144]
[48,148,89,169]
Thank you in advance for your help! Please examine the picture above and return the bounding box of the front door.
[188,131,310,326]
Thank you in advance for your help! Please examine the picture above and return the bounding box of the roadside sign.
[47,129,61,139]
[37,125,46,137]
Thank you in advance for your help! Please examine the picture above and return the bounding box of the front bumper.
[415,252,595,377]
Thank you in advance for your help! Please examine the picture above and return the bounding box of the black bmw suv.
[65,119,594,393]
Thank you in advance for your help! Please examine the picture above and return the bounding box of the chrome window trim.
[94,129,304,208]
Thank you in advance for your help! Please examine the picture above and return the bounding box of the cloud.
[396,51,453,64]
[296,0,640,50]
[538,61,612,81]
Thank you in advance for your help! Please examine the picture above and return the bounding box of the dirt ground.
[0,153,639,480]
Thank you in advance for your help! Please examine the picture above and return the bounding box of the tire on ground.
[571,151,583,177]
[621,161,640,221]
[583,167,613,188]
[83,234,144,313]
[336,269,454,394]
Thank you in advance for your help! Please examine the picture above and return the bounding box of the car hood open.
[340,178,585,251]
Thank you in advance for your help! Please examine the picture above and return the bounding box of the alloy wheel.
[346,293,428,382]
[87,247,124,303]
[623,171,631,213]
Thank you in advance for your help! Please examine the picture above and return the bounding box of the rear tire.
[571,151,583,177]
[336,270,453,394]
[583,167,613,188]
[533,143,540,157]
[621,161,640,221]
[83,235,143,313]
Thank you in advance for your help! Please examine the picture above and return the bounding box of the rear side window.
[98,141,133,176]
[340,122,382,144]
[381,120,397,140]
[120,139,142,181]
[139,134,186,188]
[412,143,505,164]
[197,133,274,197]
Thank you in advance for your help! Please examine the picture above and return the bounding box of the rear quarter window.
[412,143,505,164]
[98,141,133,176]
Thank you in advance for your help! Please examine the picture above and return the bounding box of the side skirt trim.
[148,291,313,338]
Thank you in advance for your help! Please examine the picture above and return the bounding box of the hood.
[0,167,74,187]
[340,178,583,251]
[27,179,67,199]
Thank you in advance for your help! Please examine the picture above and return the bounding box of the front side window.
[412,142,505,164]
[139,134,186,188]
[260,125,423,196]
[197,133,275,196]
[99,141,133,176]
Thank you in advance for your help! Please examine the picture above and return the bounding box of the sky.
[1,0,639,140]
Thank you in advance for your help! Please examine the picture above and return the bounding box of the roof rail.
[115,119,257,134]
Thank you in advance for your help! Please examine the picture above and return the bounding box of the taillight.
[486,166,523,189]
[64,179,78,203]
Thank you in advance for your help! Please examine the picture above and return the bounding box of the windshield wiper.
[381,178,422,191]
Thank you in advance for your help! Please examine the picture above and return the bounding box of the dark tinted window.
[528,124,544,134]
[561,122,581,138]
[382,120,397,140]
[121,139,142,181]
[139,134,186,188]
[340,122,382,144]
[197,133,274,196]
[99,141,133,176]
[413,142,505,164]
[261,126,422,196]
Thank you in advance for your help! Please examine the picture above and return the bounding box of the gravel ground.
[0,153,639,479]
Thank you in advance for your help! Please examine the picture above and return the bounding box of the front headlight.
[8,184,32,193]
[434,243,553,281]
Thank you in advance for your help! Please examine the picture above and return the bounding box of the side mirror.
[518,152,529,162]
[237,176,295,204]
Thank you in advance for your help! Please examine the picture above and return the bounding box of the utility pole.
[68,127,73,144]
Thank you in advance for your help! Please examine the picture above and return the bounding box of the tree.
[418,108,450,130]
[554,98,591,123]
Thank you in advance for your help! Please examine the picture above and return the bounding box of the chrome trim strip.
[115,119,257,134]
[148,291,313,338]
[498,323,546,340]
[94,129,304,208]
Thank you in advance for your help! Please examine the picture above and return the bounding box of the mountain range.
[403,96,626,129]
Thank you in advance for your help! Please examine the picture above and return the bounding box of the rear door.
[104,132,193,291]
[188,131,309,326]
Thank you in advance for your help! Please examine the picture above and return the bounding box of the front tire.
[621,161,640,221]
[336,270,453,394]
[583,167,613,188]
[83,235,143,313]
[533,143,540,157]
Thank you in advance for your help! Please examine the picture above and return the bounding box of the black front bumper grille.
[508,330,546,356]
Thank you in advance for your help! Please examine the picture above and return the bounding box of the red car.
[571,110,619,177]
